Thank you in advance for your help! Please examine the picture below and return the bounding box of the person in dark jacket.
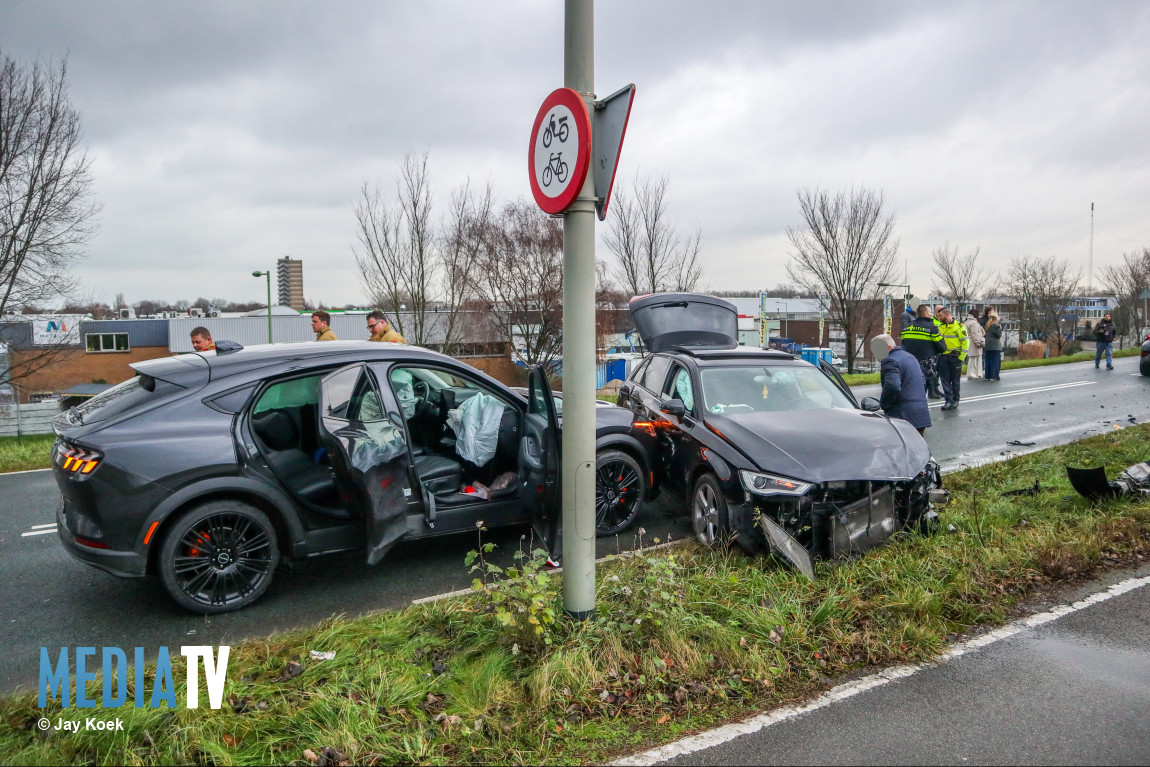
[1094,311,1116,370]
[983,311,1003,381]
[873,334,930,436]
[899,304,946,398]
[898,302,916,337]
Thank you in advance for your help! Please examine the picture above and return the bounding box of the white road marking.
[0,467,52,476]
[610,574,1150,766]
[30,523,56,530]
[928,381,1095,409]
[21,528,56,537]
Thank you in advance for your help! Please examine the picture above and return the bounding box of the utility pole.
[561,0,596,620]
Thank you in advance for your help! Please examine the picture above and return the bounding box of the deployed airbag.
[447,391,506,466]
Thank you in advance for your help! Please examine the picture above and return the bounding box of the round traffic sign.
[528,88,591,215]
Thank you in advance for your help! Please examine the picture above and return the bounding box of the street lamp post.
[252,270,273,344]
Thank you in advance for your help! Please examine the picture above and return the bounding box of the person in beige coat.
[964,308,986,380]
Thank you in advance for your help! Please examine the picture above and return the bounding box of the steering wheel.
[412,380,429,400]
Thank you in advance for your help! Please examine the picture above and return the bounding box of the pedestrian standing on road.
[899,304,947,400]
[983,311,1003,380]
[979,305,992,329]
[873,333,930,437]
[366,310,405,343]
[964,308,986,380]
[935,307,969,411]
[1094,311,1116,370]
[898,300,916,338]
[189,326,216,352]
[311,310,338,341]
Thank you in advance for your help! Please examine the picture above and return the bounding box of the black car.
[1141,334,1150,376]
[618,293,946,576]
[52,342,657,613]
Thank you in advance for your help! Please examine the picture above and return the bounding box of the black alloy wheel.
[595,450,646,536]
[159,501,280,614]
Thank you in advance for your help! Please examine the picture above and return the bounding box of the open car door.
[318,364,411,565]
[520,365,561,557]
[818,358,859,408]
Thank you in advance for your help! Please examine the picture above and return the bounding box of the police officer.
[899,304,946,400]
[935,307,969,411]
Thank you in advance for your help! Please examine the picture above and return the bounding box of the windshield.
[699,365,855,415]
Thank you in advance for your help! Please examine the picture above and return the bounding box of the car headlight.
[739,470,811,497]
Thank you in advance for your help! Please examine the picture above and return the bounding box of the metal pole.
[266,272,273,344]
[561,0,596,620]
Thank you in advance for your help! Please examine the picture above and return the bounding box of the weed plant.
[2,426,1149,765]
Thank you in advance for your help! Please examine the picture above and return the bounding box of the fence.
[0,402,61,437]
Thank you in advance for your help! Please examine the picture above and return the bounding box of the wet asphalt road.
[661,563,1150,766]
[1,355,1147,694]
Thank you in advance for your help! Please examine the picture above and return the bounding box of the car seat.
[251,409,341,510]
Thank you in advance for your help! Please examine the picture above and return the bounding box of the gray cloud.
[2,0,1147,306]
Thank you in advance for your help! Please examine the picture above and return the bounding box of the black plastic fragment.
[1066,466,1122,501]
[1001,479,1041,497]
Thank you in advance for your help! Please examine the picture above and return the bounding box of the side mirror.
[859,396,882,412]
[660,398,686,417]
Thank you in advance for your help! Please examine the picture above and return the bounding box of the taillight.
[56,442,103,475]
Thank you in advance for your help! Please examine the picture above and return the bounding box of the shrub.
[1017,340,1047,360]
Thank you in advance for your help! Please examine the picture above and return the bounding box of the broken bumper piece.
[1067,462,1150,502]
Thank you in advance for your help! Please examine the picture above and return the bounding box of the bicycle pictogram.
[542,114,569,148]
[541,152,569,187]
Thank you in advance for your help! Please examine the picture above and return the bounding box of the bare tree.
[438,179,493,356]
[354,152,489,351]
[930,242,991,313]
[785,186,899,372]
[1098,247,1150,348]
[1000,255,1082,355]
[472,200,564,374]
[0,52,100,390]
[605,173,703,298]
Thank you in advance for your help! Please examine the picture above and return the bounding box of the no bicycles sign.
[528,88,591,215]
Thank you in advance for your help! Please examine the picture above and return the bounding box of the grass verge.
[0,434,55,473]
[841,346,1142,386]
[2,426,1150,765]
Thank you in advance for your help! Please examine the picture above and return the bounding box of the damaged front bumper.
[751,461,949,579]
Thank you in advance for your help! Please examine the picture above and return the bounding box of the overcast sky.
[4,1,1148,308]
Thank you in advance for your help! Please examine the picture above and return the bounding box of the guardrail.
[0,402,61,437]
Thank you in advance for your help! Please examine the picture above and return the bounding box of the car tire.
[159,500,280,614]
[595,449,646,536]
[691,473,730,548]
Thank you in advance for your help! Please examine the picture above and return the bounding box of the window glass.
[699,365,854,416]
[73,375,171,424]
[254,376,320,414]
[639,356,672,392]
[114,334,129,351]
[629,358,649,384]
[664,366,695,412]
[86,335,100,352]
[322,367,359,420]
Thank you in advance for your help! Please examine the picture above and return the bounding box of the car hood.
[707,408,931,483]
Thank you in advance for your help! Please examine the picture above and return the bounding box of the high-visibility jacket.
[900,317,946,362]
[938,320,969,360]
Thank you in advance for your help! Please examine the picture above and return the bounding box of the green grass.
[3,425,1149,765]
[841,346,1142,386]
[0,434,55,473]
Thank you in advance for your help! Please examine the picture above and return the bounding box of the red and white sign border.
[528,87,591,215]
